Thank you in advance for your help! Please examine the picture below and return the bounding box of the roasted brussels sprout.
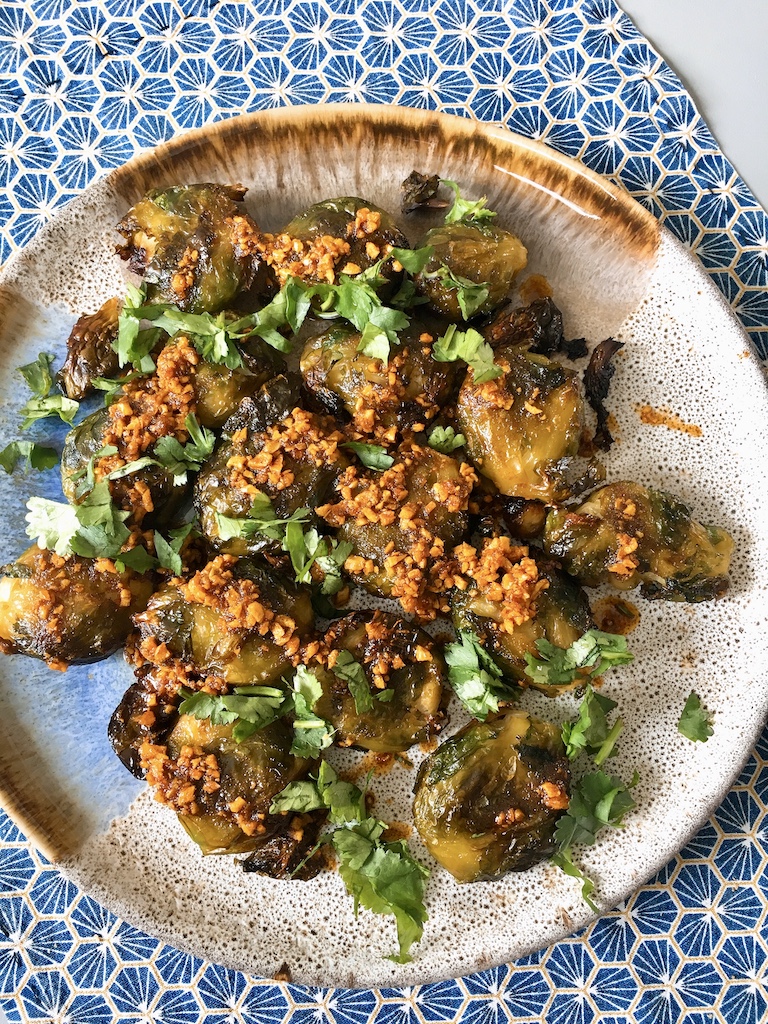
[544,481,733,602]
[57,297,121,400]
[484,297,565,355]
[108,665,184,778]
[283,197,409,281]
[0,545,153,667]
[319,441,476,620]
[452,540,593,693]
[138,710,319,867]
[472,492,548,542]
[116,183,262,313]
[308,611,446,751]
[414,223,527,321]
[61,405,189,527]
[413,710,570,882]
[194,334,285,429]
[457,344,584,502]
[134,556,314,684]
[196,405,349,557]
[300,322,455,438]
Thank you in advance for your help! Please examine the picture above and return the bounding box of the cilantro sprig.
[431,324,501,383]
[289,666,335,757]
[271,762,429,962]
[15,352,80,430]
[562,685,623,765]
[444,632,520,720]
[524,630,634,690]
[442,179,498,226]
[426,425,465,454]
[152,414,216,484]
[332,650,374,714]
[179,684,287,743]
[677,691,714,742]
[552,769,638,912]
[26,480,130,559]
[0,440,58,474]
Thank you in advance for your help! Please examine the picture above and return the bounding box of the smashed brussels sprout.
[134,556,314,684]
[309,611,446,751]
[116,183,262,313]
[57,297,121,400]
[457,344,584,502]
[413,710,570,881]
[544,481,733,602]
[414,223,528,320]
[0,545,153,667]
[300,322,455,438]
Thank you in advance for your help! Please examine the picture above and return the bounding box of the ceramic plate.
[0,105,766,988]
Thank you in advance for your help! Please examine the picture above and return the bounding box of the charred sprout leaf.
[20,395,80,432]
[25,481,131,559]
[562,685,624,765]
[583,337,623,451]
[426,426,465,454]
[400,171,441,213]
[432,324,501,383]
[271,762,428,962]
[179,684,287,743]
[677,691,714,742]
[332,649,374,714]
[0,441,58,474]
[153,413,216,484]
[524,630,633,690]
[18,352,54,396]
[444,632,520,720]
[442,179,498,226]
[341,442,395,472]
[290,666,335,757]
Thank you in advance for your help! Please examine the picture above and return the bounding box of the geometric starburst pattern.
[1,0,767,1021]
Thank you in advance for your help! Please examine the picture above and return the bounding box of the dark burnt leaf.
[484,297,564,355]
[562,337,589,360]
[583,337,624,452]
[240,812,326,879]
[400,171,444,214]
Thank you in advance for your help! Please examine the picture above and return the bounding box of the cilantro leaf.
[270,762,428,962]
[426,425,465,454]
[315,535,353,596]
[562,685,623,765]
[290,666,335,756]
[152,309,247,369]
[25,497,81,556]
[25,480,131,560]
[115,285,168,371]
[216,492,311,545]
[431,324,501,382]
[0,441,58,474]
[677,691,714,742]
[444,632,520,720]
[550,848,597,913]
[152,413,215,484]
[342,441,394,472]
[432,267,490,320]
[332,650,374,714]
[388,245,434,274]
[92,370,149,404]
[442,179,498,226]
[19,395,80,431]
[179,684,287,741]
[18,353,54,397]
[524,630,633,690]
[115,545,158,574]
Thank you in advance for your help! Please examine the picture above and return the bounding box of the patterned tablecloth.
[1,1,767,1022]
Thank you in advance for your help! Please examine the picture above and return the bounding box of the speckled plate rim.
[1,104,767,987]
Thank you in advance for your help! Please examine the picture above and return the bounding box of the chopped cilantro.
[18,352,54,396]
[179,684,287,743]
[677,691,714,742]
[431,266,489,320]
[332,650,373,714]
[270,762,428,962]
[431,324,501,383]
[342,441,394,472]
[552,768,638,912]
[562,685,624,765]
[442,180,498,226]
[26,480,131,560]
[215,494,311,544]
[152,413,216,484]
[524,630,634,690]
[19,395,80,431]
[426,425,465,454]
[289,666,335,757]
[0,441,58,474]
[444,632,520,720]
[152,308,247,369]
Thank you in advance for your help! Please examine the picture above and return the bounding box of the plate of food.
[0,104,766,988]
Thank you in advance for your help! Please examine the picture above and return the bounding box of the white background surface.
[0,6,765,1023]
[621,0,768,208]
